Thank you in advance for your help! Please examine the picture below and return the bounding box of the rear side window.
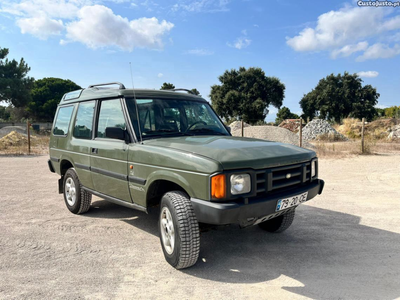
[73,101,95,139]
[53,106,74,136]
[97,99,126,138]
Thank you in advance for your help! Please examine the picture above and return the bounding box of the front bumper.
[191,179,324,226]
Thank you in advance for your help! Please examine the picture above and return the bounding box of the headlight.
[311,160,317,178]
[230,174,251,195]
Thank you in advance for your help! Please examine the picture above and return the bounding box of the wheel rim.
[160,207,175,255]
[65,177,76,207]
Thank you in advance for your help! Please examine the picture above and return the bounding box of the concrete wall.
[0,122,53,130]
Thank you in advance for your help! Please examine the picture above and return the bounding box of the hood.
[144,136,315,170]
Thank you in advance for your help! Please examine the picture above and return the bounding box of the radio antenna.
[130,62,143,144]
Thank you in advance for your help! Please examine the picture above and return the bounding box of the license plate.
[276,192,308,211]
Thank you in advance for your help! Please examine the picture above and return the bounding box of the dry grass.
[0,131,49,155]
[335,118,399,140]
[313,140,400,158]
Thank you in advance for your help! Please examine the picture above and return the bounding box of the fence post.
[361,118,365,154]
[27,120,31,154]
[299,118,303,147]
[241,119,244,137]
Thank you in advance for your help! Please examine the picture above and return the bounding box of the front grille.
[255,162,311,196]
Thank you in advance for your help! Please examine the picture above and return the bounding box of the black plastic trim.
[91,166,127,181]
[88,82,126,90]
[75,163,90,171]
[48,160,55,173]
[192,179,325,226]
[50,156,60,163]
[128,176,147,185]
[81,186,147,213]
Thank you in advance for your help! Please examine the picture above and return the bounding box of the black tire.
[159,191,200,269]
[63,168,92,214]
[258,209,295,233]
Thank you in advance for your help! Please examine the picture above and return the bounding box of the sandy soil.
[0,155,399,299]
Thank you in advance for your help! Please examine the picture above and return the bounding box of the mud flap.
[58,177,63,194]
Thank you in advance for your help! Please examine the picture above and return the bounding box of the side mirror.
[105,127,126,141]
[225,125,231,133]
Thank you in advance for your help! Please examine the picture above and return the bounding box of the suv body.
[49,83,324,269]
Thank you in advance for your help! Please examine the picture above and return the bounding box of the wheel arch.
[60,159,74,176]
[145,173,193,208]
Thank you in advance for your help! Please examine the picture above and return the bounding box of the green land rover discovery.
[48,82,324,269]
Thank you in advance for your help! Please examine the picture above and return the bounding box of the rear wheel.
[159,191,200,269]
[258,209,295,233]
[63,168,92,214]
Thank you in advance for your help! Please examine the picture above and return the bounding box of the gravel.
[232,125,314,149]
[229,121,251,131]
[388,124,400,139]
[0,126,27,138]
[1,155,400,299]
[300,119,347,141]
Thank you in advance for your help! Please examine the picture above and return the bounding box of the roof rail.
[170,88,196,95]
[88,82,126,90]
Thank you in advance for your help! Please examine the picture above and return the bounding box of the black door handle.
[91,148,98,154]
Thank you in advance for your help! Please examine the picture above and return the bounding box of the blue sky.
[1,0,399,121]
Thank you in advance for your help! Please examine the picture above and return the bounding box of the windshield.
[126,98,229,140]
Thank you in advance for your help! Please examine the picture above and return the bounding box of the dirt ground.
[0,155,399,299]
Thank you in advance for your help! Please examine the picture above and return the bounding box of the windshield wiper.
[142,130,190,139]
[186,128,227,136]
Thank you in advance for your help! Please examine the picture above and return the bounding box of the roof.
[59,83,206,105]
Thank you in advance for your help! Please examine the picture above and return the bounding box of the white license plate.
[276,192,308,211]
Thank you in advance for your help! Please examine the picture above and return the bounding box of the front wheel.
[63,168,92,214]
[258,209,295,233]
[159,191,200,269]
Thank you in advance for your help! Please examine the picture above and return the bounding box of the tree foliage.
[190,88,200,95]
[275,106,299,125]
[384,106,400,118]
[160,82,175,90]
[210,67,285,124]
[160,83,200,95]
[300,72,380,123]
[27,77,81,121]
[0,47,34,107]
[0,105,10,121]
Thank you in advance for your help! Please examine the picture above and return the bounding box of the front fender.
[146,170,195,198]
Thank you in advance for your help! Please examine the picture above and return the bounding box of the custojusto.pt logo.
[358,0,400,7]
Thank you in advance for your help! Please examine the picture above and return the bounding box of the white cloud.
[186,48,214,55]
[375,104,388,109]
[286,5,400,60]
[331,42,368,59]
[356,43,400,61]
[1,0,174,52]
[64,5,174,51]
[357,71,379,78]
[157,73,163,78]
[0,0,91,19]
[172,0,230,13]
[17,16,64,39]
[228,36,251,50]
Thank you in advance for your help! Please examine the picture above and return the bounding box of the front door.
[90,98,131,202]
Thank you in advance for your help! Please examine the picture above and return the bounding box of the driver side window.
[97,99,126,138]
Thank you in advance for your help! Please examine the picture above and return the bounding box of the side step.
[81,186,147,213]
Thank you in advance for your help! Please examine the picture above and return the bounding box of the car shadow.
[84,199,400,299]
[184,205,400,299]
[86,198,160,235]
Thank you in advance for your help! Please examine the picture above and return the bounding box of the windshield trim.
[125,97,230,140]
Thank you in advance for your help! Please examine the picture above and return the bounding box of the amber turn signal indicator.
[211,174,226,199]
